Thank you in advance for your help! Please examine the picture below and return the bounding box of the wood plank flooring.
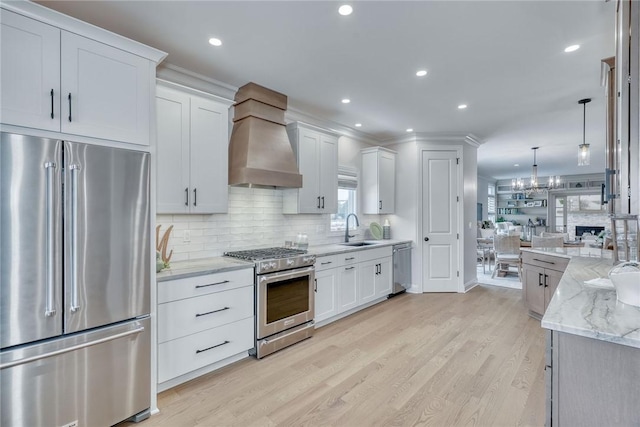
[138,285,546,427]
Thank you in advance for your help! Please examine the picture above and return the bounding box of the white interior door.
[421,150,459,292]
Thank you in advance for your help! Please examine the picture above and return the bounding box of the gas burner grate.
[224,247,307,261]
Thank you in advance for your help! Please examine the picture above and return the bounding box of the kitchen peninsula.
[523,247,640,426]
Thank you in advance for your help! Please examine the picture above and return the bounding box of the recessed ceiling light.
[564,44,580,53]
[341,98,351,104]
[208,38,222,47]
[338,5,353,16]
[355,123,362,127]
[458,104,468,109]
[406,128,413,132]
[416,70,428,77]
[514,164,520,167]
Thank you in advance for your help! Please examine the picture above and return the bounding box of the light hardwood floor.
[138,285,546,427]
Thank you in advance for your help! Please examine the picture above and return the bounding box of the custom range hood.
[228,82,302,188]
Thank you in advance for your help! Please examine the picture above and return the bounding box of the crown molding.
[383,132,484,147]
[157,63,238,100]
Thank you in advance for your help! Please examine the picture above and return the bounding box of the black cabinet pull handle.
[317,196,321,209]
[379,200,382,210]
[314,278,317,293]
[185,188,189,206]
[320,261,332,265]
[193,188,197,206]
[50,89,54,119]
[544,274,549,288]
[321,196,325,209]
[533,258,555,265]
[195,307,229,317]
[538,273,543,286]
[195,340,229,354]
[345,266,355,270]
[345,257,355,261]
[67,93,72,122]
[195,280,229,289]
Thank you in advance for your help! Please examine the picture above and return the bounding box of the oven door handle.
[259,266,315,283]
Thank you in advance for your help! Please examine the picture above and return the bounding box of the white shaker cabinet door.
[0,10,60,132]
[378,150,395,214]
[319,133,338,213]
[156,86,190,213]
[189,96,229,214]
[297,128,321,213]
[314,267,338,323]
[375,257,393,298]
[61,31,151,145]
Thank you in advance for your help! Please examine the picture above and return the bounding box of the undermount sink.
[340,241,377,247]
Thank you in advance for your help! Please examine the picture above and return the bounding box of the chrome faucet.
[344,213,360,243]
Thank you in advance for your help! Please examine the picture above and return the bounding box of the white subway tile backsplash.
[156,187,381,261]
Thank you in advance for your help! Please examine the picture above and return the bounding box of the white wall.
[463,143,479,289]
[477,175,494,221]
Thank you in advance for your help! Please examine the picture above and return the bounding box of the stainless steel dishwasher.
[390,242,412,296]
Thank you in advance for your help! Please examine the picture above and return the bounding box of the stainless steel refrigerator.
[0,132,151,426]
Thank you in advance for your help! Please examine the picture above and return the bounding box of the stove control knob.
[286,259,295,266]
[261,263,270,272]
[270,262,277,269]
[303,256,315,263]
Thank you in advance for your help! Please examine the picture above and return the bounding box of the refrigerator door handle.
[69,164,81,313]
[44,162,57,317]
[0,326,145,370]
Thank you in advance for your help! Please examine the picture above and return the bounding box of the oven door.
[257,266,315,339]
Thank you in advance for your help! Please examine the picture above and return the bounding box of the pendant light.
[578,98,591,166]
[530,147,539,188]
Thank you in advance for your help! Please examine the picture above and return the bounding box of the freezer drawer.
[1,318,150,427]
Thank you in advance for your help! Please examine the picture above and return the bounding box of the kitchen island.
[529,247,640,426]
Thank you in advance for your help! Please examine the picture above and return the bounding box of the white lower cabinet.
[157,269,254,389]
[314,266,338,323]
[315,245,392,327]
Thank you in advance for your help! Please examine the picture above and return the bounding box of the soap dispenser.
[383,219,391,239]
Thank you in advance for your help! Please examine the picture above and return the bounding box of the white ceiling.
[35,0,616,180]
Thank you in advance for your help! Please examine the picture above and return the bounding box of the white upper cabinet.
[60,32,151,145]
[1,10,60,132]
[283,122,339,214]
[362,147,396,214]
[156,83,232,214]
[0,5,165,146]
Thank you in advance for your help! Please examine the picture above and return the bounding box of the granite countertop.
[157,257,254,282]
[541,252,640,349]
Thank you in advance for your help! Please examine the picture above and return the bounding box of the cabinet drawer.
[341,252,360,265]
[358,246,393,263]
[522,251,569,272]
[158,285,253,343]
[316,254,340,272]
[158,268,254,303]
[158,317,253,383]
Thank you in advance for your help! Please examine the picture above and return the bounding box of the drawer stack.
[157,268,254,386]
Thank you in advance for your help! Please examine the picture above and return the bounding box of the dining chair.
[491,234,521,279]
[531,235,564,248]
[477,238,493,274]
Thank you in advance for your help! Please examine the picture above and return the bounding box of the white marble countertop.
[520,246,609,259]
[157,257,253,282]
[156,239,413,282]
[541,252,640,349]
[308,239,413,257]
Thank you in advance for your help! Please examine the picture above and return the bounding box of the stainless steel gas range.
[224,248,316,358]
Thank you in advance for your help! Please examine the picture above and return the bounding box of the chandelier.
[511,147,561,196]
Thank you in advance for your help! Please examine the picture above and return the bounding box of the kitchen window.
[330,166,358,232]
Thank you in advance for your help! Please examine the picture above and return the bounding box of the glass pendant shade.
[578,98,591,166]
[578,142,590,166]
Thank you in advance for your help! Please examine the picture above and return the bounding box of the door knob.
[424,237,429,242]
